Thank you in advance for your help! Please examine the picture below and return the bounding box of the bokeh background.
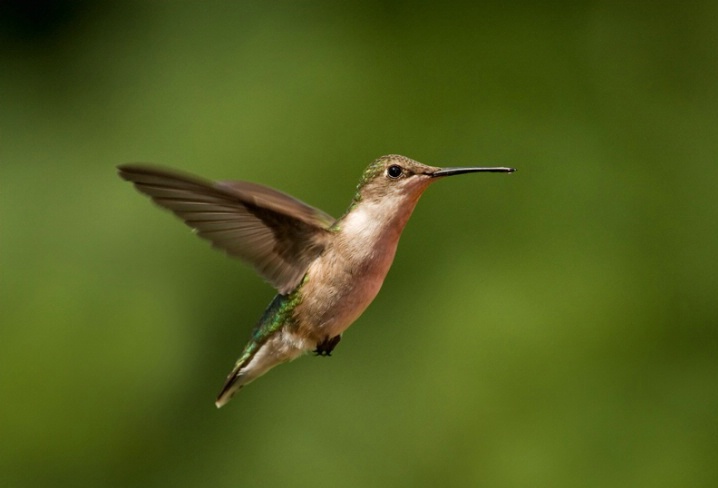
[1,1,716,487]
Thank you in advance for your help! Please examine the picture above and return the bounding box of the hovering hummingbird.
[118,155,514,407]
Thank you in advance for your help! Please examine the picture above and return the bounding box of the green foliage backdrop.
[1,2,716,487]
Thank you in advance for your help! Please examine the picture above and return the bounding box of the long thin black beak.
[431,166,516,177]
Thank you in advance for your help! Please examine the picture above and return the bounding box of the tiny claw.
[314,335,342,356]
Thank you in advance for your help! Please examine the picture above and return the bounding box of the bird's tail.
[215,365,248,408]
[214,330,307,408]
[215,340,262,408]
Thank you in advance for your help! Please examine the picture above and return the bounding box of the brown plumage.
[118,164,334,294]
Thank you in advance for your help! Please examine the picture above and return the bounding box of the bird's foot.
[314,335,341,356]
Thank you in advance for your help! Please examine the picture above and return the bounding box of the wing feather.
[118,164,335,294]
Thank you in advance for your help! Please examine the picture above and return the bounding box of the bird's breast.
[293,225,402,340]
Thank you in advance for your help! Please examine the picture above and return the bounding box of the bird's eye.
[387,165,403,179]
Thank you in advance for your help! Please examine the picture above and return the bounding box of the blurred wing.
[118,164,335,294]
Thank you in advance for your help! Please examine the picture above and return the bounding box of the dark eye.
[387,165,403,179]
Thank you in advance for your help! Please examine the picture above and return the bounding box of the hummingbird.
[118,155,514,407]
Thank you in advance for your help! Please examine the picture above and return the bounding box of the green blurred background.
[1,1,716,487]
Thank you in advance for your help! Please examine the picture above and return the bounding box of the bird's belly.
[296,251,394,340]
[322,274,384,337]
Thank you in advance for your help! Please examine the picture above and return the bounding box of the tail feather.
[215,367,246,408]
[214,329,311,408]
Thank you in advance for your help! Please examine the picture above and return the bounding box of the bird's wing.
[118,164,335,294]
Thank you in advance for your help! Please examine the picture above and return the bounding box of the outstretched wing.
[118,164,335,294]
